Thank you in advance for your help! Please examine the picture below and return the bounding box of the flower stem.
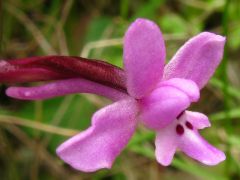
[0,0,3,57]
[0,115,78,136]
[222,0,232,176]
[222,0,231,126]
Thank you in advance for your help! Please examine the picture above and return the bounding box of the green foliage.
[159,14,188,34]
[0,0,240,179]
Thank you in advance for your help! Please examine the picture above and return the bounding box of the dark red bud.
[0,56,127,92]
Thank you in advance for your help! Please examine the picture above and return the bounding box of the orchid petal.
[124,18,166,98]
[139,86,190,130]
[179,129,225,165]
[183,111,211,129]
[164,32,226,89]
[6,78,129,101]
[56,98,138,172]
[155,124,177,166]
[159,78,200,102]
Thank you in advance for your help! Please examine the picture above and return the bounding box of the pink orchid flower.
[2,18,226,172]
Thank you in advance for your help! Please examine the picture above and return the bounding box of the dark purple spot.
[185,121,193,130]
[176,111,184,120]
[176,124,184,135]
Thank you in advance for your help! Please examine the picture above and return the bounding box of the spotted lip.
[175,111,194,135]
[0,56,127,92]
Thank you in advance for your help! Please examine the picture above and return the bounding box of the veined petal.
[159,78,200,102]
[6,78,129,101]
[155,124,177,166]
[124,18,166,98]
[164,32,226,89]
[179,130,225,165]
[139,86,190,130]
[183,111,211,129]
[56,98,138,172]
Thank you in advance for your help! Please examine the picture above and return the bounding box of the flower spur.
[1,18,226,171]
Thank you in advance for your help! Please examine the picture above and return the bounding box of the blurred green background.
[0,0,240,179]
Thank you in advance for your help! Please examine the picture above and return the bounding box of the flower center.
[185,121,193,129]
[176,111,184,119]
[176,124,184,135]
[175,111,194,135]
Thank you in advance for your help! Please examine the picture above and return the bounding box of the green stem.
[222,1,231,119]
[222,0,232,177]
[34,100,43,138]
[120,0,129,19]
[0,0,3,56]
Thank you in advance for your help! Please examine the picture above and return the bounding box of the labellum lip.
[0,56,127,92]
